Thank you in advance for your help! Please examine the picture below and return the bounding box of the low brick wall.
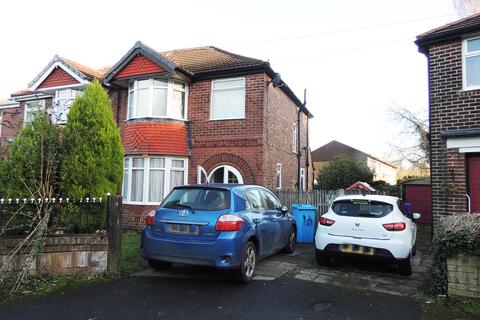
[447,255,480,298]
[0,234,108,276]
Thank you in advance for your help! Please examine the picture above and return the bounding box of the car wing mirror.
[280,206,289,214]
[412,213,421,221]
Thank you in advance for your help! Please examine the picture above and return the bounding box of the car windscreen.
[332,199,393,218]
[162,188,230,211]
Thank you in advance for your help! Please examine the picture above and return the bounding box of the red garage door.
[468,155,480,213]
[404,185,432,224]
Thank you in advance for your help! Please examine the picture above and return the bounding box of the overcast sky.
[0,0,460,161]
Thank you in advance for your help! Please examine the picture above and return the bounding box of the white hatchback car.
[314,194,421,275]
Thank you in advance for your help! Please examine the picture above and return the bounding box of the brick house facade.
[416,13,480,222]
[1,42,313,228]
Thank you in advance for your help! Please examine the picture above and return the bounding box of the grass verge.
[421,297,480,319]
[121,230,147,274]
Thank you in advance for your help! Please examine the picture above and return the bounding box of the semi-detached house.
[1,41,314,228]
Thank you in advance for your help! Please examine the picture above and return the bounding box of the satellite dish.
[272,73,282,87]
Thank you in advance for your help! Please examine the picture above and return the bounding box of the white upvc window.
[292,123,298,153]
[210,77,245,120]
[463,36,480,90]
[24,100,45,123]
[122,156,188,205]
[0,110,3,137]
[52,89,81,123]
[275,163,282,190]
[127,78,188,120]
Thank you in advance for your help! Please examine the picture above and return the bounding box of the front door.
[468,155,480,212]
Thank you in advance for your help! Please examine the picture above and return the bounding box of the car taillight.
[383,222,406,231]
[319,217,335,226]
[215,214,244,231]
[145,210,156,226]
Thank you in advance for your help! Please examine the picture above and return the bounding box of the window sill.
[208,117,246,121]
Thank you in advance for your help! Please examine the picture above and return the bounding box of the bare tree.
[388,104,429,169]
[454,0,480,17]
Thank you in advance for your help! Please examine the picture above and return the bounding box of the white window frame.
[292,123,298,153]
[210,77,246,120]
[24,99,46,123]
[52,88,81,123]
[275,163,282,190]
[127,78,188,121]
[0,110,2,138]
[207,165,244,184]
[300,168,306,191]
[122,156,188,205]
[462,35,480,91]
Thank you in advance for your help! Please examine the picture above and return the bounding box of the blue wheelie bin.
[291,204,317,243]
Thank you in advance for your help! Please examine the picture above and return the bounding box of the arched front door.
[208,165,244,184]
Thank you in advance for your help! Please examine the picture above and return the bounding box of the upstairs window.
[127,79,187,120]
[211,77,245,120]
[52,89,81,123]
[463,37,480,90]
[24,100,45,123]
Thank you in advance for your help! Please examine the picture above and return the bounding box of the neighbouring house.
[416,13,480,221]
[311,140,397,185]
[1,41,314,228]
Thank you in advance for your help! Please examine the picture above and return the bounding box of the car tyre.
[282,227,297,254]
[398,254,413,276]
[148,259,173,271]
[315,250,330,266]
[234,241,256,283]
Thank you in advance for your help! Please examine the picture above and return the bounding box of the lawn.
[121,231,147,274]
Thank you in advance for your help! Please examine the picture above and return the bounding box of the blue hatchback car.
[141,184,296,283]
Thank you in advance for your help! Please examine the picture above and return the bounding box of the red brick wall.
[0,98,53,139]
[428,40,480,221]
[187,74,266,186]
[263,79,313,190]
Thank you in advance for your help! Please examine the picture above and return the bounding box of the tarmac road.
[0,275,422,320]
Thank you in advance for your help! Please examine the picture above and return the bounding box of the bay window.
[127,78,187,120]
[24,100,45,123]
[123,156,188,204]
[211,77,245,120]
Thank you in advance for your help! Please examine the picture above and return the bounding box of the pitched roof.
[346,181,376,192]
[416,12,480,53]
[161,46,267,76]
[311,140,396,168]
[62,57,106,79]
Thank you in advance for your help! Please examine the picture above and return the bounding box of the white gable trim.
[447,136,480,153]
[29,62,88,91]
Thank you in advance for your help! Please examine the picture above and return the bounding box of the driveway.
[134,226,432,297]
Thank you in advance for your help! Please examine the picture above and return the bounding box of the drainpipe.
[297,89,307,192]
[305,118,310,190]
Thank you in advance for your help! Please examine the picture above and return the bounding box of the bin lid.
[292,204,317,210]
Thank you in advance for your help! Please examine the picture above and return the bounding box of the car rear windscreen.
[162,188,230,211]
[332,199,393,218]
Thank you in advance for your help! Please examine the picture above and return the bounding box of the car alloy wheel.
[282,227,296,254]
[244,246,256,278]
[234,241,256,283]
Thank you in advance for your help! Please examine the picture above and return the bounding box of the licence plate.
[339,244,375,255]
[167,224,199,235]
